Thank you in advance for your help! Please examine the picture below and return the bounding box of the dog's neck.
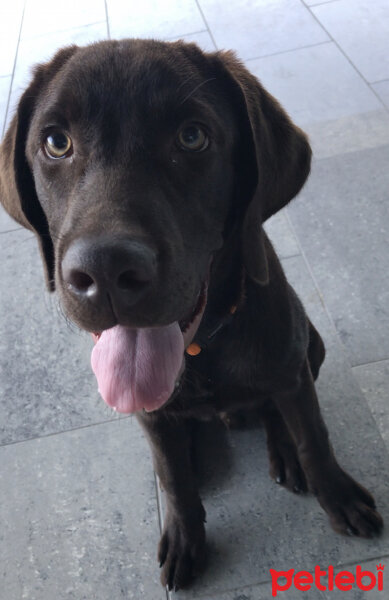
[189,229,246,353]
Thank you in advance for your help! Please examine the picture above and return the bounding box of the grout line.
[194,0,218,51]
[284,206,359,365]
[1,16,108,139]
[164,28,208,41]
[368,81,389,110]
[154,472,164,532]
[0,413,133,449]
[279,251,302,260]
[302,0,340,7]
[20,20,107,41]
[284,206,389,453]
[306,3,389,115]
[153,472,171,600]
[351,356,389,370]
[0,227,24,234]
[370,78,389,85]
[321,553,389,571]
[285,205,356,365]
[104,0,111,39]
[2,0,26,139]
[245,39,332,63]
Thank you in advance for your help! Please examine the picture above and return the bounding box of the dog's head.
[0,39,311,412]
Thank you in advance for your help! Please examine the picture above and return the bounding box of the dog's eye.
[178,125,209,152]
[44,132,73,159]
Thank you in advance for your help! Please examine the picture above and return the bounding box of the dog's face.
[26,40,238,332]
[0,39,311,412]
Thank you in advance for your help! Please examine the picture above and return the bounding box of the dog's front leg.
[136,412,206,590]
[273,360,383,537]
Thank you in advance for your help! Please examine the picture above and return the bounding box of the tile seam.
[2,0,26,139]
[307,2,389,115]
[194,0,218,51]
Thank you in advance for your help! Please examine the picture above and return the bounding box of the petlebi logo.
[270,564,385,596]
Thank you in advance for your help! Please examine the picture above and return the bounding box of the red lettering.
[377,570,384,591]
[270,569,294,597]
[356,565,376,591]
[294,571,313,591]
[328,565,334,591]
[335,571,354,591]
[314,565,327,591]
[269,563,384,595]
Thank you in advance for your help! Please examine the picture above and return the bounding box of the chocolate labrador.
[0,39,383,591]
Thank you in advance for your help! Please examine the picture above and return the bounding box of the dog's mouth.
[178,280,208,336]
[90,279,208,414]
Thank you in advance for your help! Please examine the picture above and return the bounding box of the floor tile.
[0,419,165,600]
[3,22,108,133]
[288,144,389,366]
[245,42,389,159]
[199,0,329,60]
[174,580,325,599]
[0,204,24,231]
[247,43,381,123]
[305,0,340,4]
[0,1,24,76]
[264,209,300,259]
[21,0,106,40]
[168,30,217,53]
[372,79,389,110]
[0,76,11,139]
[169,255,389,598]
[107,0,205,40]
[353,360,389,452]
[0,232,118,445]
[12,22,108,100]
[304,108,389,160]
[312,0,389,83]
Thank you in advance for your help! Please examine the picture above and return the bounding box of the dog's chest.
[173,343,271,420]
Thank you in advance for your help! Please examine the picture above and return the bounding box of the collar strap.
[186,269,245,356]
[186,303,237,356]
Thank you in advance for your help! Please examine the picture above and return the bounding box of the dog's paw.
[316,468,383,538]
[158,506,206,591]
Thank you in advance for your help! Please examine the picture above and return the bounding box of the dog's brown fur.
[0,39,383,591]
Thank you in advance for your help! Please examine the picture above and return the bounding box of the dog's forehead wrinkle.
[44,44,217,132]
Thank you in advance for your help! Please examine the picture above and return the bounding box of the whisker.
[54,298,79,333]
[179,77,216,106]
[176,72,197,93]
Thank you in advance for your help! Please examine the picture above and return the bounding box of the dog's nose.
[61,235,157,306]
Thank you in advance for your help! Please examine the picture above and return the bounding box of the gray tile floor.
[1,1,388,598]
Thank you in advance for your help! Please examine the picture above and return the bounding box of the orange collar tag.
[186,342,202,356]
[185,304,238,356]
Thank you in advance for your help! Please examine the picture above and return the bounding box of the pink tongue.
[91,323,184,413]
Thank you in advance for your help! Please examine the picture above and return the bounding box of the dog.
[0,39,383,591]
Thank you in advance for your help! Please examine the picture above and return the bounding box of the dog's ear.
[0,46,78,291]
[214,51,312,285]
